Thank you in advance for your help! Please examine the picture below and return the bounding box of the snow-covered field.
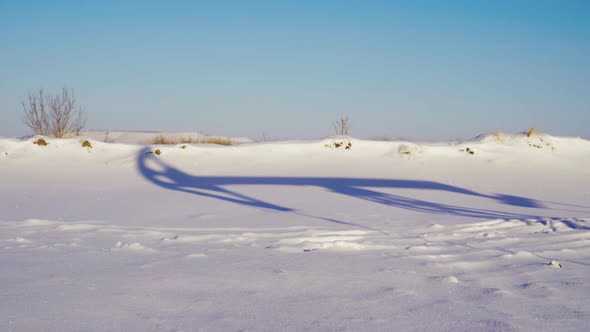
[1,133,589,331]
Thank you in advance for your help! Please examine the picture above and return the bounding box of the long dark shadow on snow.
[136,147,549,224]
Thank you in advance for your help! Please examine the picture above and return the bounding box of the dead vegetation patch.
[398,144,413,156]
[459,147,475,155]
[526,128,536,137]
[494,132,502,142]
[151,134,232,146]
[151,134,176,145]
[398,143,422,158]
[33,138,48,146]
[81,140,92,148]
[144,148,162,155]
[203,137,232,146]
[325,140,352,150]
[527,137,555,151]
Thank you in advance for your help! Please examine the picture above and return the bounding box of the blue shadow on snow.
[136,148,551,223]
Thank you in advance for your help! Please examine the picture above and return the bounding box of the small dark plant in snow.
[144,149,161,155]
[527,137,555,151]
[325,140,352,150]
[459,147,475,155]
[33,138,48,146]
[398,143,423,158]
[398,144,412,156]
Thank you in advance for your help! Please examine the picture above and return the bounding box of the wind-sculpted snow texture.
[1,134,590,331]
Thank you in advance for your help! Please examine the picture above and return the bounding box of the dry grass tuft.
[150,134,232,146]
[152,134,176,145]
[81,140,92,148]
[494,132,502,142]
[33,138,48,146]
[526,128,536,137]
[201,137,233,145]
[180,136,198,144]
[155,149,161,155]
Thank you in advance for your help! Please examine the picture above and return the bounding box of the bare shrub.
[22,88,86,138]
[22,90,49,136]
[333,116,351,136]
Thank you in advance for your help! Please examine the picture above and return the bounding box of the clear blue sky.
[1,0,588,140]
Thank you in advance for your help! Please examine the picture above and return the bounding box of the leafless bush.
[22,88,86,138]
[333,116,351,136]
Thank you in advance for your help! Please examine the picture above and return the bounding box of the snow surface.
[1,133,590,331]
